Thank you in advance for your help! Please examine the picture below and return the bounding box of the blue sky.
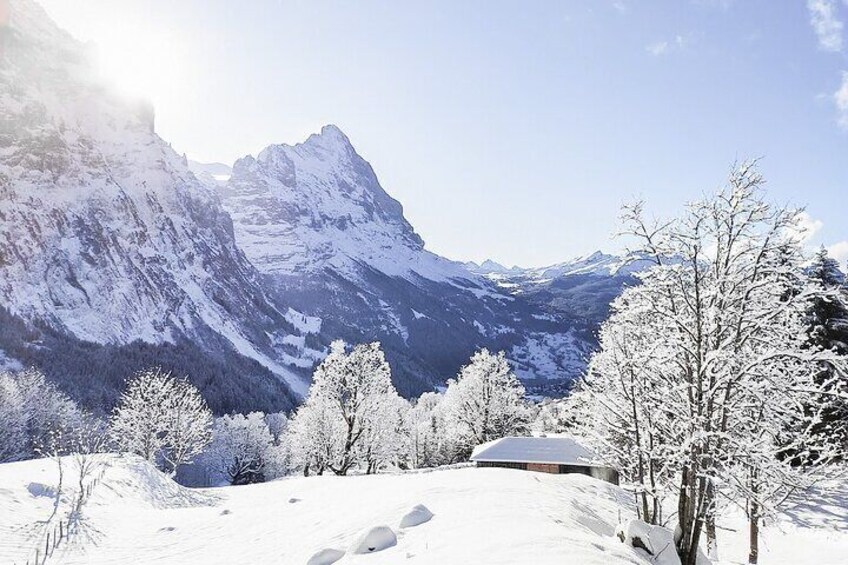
[40,0,848,267]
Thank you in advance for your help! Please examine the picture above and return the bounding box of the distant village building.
[470,436,620,485]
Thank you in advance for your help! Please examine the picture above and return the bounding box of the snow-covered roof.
[470,437,606,468]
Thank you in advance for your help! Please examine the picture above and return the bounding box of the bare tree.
[68,413,110,510]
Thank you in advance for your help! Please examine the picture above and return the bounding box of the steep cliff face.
[220,125,471,283]
[0,0,316,412]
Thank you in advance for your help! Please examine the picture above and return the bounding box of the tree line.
[0,345,534,486]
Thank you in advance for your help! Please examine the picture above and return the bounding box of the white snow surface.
[349,525,397,554]
[711,479,848,565]
[399,504,434,528]
[307,548,346,565]
[2,455,848,564]
[1,454,647,565]
[617,519,685,565]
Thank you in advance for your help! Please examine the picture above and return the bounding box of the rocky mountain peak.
[220,126,430,277]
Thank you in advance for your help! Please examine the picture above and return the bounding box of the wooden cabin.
[470,436,620,485]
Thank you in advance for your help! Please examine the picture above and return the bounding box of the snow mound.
[306,547,345,565]
[105,455,217,510]
[616,520,678,565]
[349,525,398,554]
[399,504,433,528]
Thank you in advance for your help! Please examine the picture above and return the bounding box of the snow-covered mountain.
[469,252,647,342]
[0,0,637,409]
[214,128,605,396]
[219,125,474,283]
[467,251,651,281]
[0,0,319,412]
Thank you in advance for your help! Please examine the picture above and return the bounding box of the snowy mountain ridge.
[466,251,653,284]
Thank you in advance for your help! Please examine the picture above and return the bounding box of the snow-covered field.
[0,456,846,565]
[713,481,848,565]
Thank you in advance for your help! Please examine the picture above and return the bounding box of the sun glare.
[89,22,189,109]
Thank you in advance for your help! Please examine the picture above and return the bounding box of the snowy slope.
[0,0,314,410]
[2,456,846,565]
[712,481,848,565]
[0,455,643,565]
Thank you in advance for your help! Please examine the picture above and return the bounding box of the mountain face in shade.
[0,0,321,412]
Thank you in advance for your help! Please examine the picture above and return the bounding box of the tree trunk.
[676,468,693,558]
[706,513,718,560]
[749,499,759,565]
[705,479,718,560]
[676,464,706,565]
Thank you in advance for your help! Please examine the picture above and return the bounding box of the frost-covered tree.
[111,369,212,474]
[440,349,531,459]
[111,369,175,463]
[569,295,674,527]
[265,411,289,446]
[802,246,848,458]
[408,392,451,468]
[360,393,410,474]
[287,341,404,475]
[0,373,27,462]
[202,412,274,485]
[0,369,82,462]
[288,393,342,476]
[533,399,574,434]
[572,163,847,565]
[161,379,214,474]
